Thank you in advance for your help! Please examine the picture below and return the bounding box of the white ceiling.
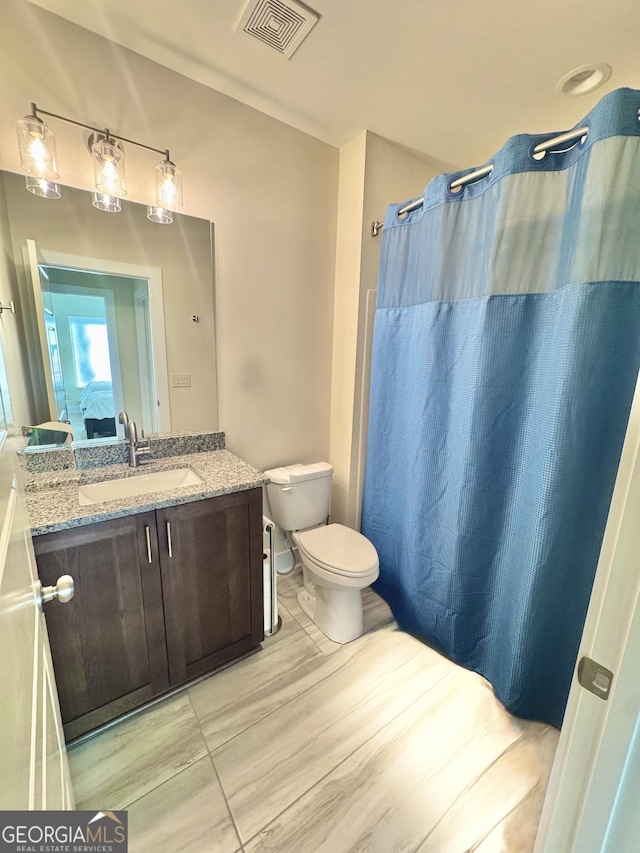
[27,0,640,170]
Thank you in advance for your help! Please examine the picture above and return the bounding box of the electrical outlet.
[171,373,191,388]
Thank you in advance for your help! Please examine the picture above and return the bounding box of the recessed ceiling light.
[555,63,612,96]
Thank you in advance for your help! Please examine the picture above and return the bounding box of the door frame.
[133,285,157,433]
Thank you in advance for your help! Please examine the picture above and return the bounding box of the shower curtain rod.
[371,124,589,237]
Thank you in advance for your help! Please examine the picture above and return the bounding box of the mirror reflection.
[36,261,157,442]
[0,170,217,447]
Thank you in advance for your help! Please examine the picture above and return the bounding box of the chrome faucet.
[119,410,152,467]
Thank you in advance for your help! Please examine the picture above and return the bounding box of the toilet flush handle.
[282,487,294,493]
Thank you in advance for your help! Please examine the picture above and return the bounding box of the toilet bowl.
[293,524,379,644]
[264,462,380,644]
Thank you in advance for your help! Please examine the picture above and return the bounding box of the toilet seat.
[295,523,379,578]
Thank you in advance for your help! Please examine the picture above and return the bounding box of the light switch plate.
[171,373,191,388]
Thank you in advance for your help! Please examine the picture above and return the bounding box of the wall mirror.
[0,170,217,448]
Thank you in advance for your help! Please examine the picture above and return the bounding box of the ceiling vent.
[235,0,320,59]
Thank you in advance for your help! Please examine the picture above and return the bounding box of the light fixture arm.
[20,102,183,220]
[30,103,169,159]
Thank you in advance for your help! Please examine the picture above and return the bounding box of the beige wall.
[0,0,338,471]
[329,131,454,527]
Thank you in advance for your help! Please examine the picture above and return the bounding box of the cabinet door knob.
[37,575,75,611]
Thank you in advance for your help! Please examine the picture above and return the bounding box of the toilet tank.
[264,462,333,531]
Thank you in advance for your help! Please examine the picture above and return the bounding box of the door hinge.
[577,656,614,701]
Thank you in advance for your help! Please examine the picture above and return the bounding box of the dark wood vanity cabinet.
[157,491,264,686]
[34,488,263,741]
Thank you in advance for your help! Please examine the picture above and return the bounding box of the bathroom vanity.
[24,433,266,741]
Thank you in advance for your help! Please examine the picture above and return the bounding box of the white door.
[534,369,640,852]
[0,340,74,809]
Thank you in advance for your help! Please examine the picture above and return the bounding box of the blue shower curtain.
[362,88,640,728]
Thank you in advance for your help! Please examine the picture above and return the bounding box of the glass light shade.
[92,192,121,213]
[25,176,61,199]
[147,205,173,224]
[92,137,127,197]
[155,159,183,212]
[17,116,59,180]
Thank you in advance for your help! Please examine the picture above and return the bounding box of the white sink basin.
[78,468,204,506]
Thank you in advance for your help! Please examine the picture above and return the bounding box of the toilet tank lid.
[264,461,333,485]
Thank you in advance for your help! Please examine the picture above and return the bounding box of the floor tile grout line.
[239,754,360,849]
[189,630,328,754]
[186,686,214,755]
[208,751,245,853]
[117,752,211,811]
[277,595,315,639]
[72,694,210,812]
[121,691,210,810]
[280,610,384,656]
[70,609,555,853]
[117,657,444,822]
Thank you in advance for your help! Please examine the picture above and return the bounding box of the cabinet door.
[34,512,169,741]
[157,488,263,686]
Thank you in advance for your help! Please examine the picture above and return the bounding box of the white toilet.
[265,462,379,644]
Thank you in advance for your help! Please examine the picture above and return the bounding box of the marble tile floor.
[69,567,559,853]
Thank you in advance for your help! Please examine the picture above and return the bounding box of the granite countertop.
[26,449,267,536]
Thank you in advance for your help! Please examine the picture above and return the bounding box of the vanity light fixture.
[147,205,173,225]
[25,176,61,199]
[16,103,183,222]
[155,157,183,213]
[17,110,59,180]
[92,192,121,213]
[90,133,127,198]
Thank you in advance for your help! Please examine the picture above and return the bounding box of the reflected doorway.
[40,267,151,441]
[41,271,125,440]
[27,240,171,442]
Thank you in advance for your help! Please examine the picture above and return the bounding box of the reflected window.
[68,316,112,387]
